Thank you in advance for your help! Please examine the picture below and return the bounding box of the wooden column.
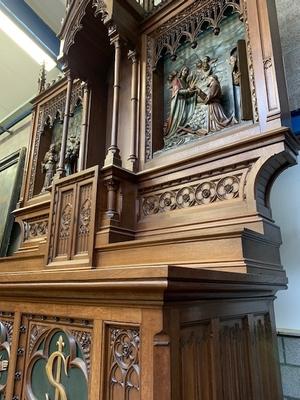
[104,35,122,167]
[128,50,139,172]
[57,72,73,177]
[78,82,90,172]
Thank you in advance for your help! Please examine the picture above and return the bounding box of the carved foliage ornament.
[24,219,48,241]
[142,174,241,216]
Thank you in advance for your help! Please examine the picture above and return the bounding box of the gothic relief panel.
[104,326,140,400]
[145,1,254,158]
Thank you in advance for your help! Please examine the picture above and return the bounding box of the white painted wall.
[271,160,300,330]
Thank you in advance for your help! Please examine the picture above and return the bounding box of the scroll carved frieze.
[24,218,48,241]
[106,326,140,400]
[142,173,242,216]
[152,0,242,67]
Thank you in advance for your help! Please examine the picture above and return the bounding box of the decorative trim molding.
[142,173,242,215]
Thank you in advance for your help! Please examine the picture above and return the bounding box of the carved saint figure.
[164,66,199,141]
[204,75,236,132]
[229,48,241,121]
[65,135,80,176]
[41,144,57,192]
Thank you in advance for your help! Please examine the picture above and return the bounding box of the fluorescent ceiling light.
[0,9,56,71]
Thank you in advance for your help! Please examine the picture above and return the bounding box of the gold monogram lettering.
[45,335,69,400]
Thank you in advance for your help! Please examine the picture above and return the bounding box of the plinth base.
[0,265,284,399]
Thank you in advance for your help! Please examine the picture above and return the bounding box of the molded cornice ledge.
[0,266,287,305]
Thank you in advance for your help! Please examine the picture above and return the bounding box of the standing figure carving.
[164,66,198,143]
[41,144,57,192]
[65,135,80,176]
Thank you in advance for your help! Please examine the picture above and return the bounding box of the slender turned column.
[104,35,122,167]
[78,82,90,171]
[105,178,120,220]
[57,72,73,177]
[128,50,138,172]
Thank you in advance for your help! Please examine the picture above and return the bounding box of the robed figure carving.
[204,75,235,132]
[41,144,57,192]
[164,66,198,140]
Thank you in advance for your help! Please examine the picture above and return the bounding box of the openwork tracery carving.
[152,0,242,67]
[106,327,140,400]
[142,173,242,216]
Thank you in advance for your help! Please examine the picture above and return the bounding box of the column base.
[127,155,138,172]
[104,147,122,167]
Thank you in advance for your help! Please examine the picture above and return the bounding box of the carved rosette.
[142,174,242,216]
[195,182,217,204]
[107,327,140,400]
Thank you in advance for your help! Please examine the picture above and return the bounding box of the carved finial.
[38,61,47,93]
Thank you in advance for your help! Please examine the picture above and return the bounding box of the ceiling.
[0,0,66,123]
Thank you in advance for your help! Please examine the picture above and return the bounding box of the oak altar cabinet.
[0,0,299,399]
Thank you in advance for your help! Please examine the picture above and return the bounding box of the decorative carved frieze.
[106,326,140,400]
[142,173,243,216]
[24,218,48,241]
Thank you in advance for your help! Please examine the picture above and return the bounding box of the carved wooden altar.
[0,0,298,399]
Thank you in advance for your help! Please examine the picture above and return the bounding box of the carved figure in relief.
[204,75,236,131]
[41,144,57,192]
[196,56,218,83]
[65,135,80,176]
[164,66,200,142]
[229,47,241,121]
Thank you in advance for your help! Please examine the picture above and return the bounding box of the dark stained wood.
[0,0,299,399]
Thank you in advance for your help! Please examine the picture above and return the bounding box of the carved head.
[179,66,189,79]
[202,56,211,71]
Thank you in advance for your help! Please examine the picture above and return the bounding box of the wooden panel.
[180,323,213,400]
[104,325,140,400]
[47,167,98,267]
